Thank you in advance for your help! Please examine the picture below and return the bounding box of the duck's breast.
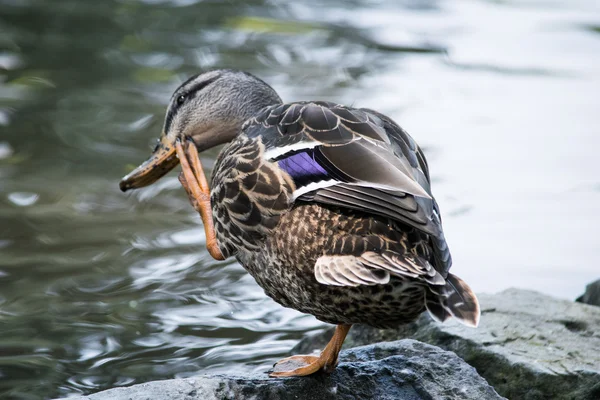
[210,135,295,258]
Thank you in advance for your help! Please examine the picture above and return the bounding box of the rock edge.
[62,340,502,400]
[295,288,600,400]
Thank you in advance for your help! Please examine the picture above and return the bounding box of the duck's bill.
[119,135,179,192]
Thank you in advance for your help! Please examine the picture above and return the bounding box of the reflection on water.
[1,0,599,398]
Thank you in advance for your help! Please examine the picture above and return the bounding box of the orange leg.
[175,139,224,261]
[270,324,352,377]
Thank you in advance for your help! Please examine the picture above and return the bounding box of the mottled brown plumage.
[208,130,473,329]
[119,69,480,377]
[244,204,440,328]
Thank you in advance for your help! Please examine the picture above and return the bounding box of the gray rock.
[295,288,600,400]
[576,278,600,306]
[62,340,502,400]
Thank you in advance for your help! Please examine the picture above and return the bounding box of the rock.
[576,279,600,306]
[295,288,600,400]
[61,340,503,400]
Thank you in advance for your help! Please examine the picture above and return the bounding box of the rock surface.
[576,278,600,307]
[63,340,502,400]
[295,288,600,400]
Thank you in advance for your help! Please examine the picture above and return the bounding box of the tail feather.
[425,273,480,327]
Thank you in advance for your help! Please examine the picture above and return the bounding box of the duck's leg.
[175,138,224,261]
[270,324,352,377]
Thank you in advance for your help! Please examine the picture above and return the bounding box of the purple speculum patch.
[277,150,328,186]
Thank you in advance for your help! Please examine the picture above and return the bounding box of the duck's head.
[119,69,281,192]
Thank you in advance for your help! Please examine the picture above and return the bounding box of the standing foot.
[269,324,352,378]
[271,354,328,377]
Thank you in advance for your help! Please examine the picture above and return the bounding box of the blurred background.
[0,0,599,398]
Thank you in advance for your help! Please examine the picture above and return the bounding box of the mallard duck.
[119,69,480,377]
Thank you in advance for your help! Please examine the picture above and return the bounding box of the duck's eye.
[176,95,186,105]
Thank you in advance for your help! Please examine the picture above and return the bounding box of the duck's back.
[210,101,479,328]
[242,102,450,269]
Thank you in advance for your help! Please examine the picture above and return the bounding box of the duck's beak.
[119,135,179,192]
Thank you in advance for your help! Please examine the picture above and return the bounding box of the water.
[1,0,599,398]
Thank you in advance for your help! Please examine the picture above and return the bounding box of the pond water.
[1,0,599,398]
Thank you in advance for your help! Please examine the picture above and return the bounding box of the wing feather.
[314,255,391,287]
[318,140,431,199]
[315,251,444,288]
[242,101,452,276]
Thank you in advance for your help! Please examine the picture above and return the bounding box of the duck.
[119,69,480,377]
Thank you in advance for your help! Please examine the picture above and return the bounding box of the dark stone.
[61,340,502,400]
[295,289,600,400]
[576,278,600,307]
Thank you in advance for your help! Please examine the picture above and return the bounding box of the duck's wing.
[243,101,451,275]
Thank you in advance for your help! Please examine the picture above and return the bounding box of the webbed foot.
[269,324,352,378]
